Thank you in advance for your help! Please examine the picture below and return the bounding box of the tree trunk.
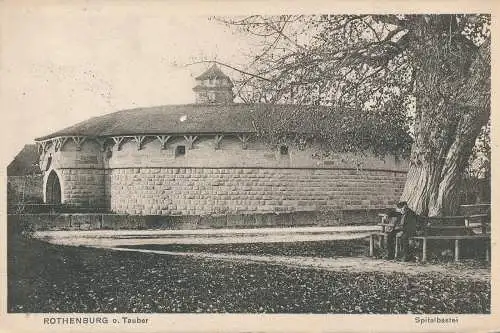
[400,158,440,215]
[401,110,485,216]
[401,37,490,217]
[428,111,484,215]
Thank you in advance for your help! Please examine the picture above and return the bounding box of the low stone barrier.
[8,208,387,231]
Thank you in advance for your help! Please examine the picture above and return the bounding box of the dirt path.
[36,227,490,282]
[34,226,377,247]
[35,225,378,238]
[110,247,490,282]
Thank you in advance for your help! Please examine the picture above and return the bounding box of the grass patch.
[8,234,490,314]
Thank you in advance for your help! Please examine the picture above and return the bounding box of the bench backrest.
[380,211,489,235]
[459,203,490,216]
[414,216,466,228]
[424,225,473,236]
[419,215,489,236]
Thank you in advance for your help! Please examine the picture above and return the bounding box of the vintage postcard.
[1,0,497,332]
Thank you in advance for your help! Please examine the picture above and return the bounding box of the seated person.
[386,201,418,261]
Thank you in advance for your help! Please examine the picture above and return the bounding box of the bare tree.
[216,14,490,216]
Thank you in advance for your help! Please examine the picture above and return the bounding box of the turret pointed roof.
[195,63,231,80]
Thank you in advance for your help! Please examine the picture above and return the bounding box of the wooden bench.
[368,213,400,256]
[412,234,490,262]
[369,213,429,256]
[464,214,491,234]
[369,232,388,256]
[369,213,490,261]
[412,213,490,262]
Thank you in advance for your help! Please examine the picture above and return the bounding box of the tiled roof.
[35,103,326,140]
[195,64,231,80]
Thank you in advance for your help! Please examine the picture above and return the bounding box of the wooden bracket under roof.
[53,137,68,152]
[184,135,198,149]
[156,135,171,150]
[132,136,146,150]
[37,141,49,154]
[214,134,224,150]
[237,134,251,150]
[112,136,125,151]
[71,136,87,151]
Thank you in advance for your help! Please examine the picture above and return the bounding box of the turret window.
[208,92,216,102]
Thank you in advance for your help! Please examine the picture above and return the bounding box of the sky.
[0,3,255,164]
[1,1,494,167]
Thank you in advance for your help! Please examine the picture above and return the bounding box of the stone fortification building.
[35,64,408,226]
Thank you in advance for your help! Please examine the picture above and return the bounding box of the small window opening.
[175,145,186,157]
[280,145,289,155]
[208,92,216,102]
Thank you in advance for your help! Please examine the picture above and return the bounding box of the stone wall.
[109,167,406,216]
[9,209,387,231]
[37,134,408,224]
[58,169,106,208]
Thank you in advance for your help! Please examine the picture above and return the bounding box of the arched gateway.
[45,170,61,204]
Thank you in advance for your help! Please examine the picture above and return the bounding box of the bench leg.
[369,235,374,257]
[454,239,460,262]
[395,236,399,259]
[422,238,427,262]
